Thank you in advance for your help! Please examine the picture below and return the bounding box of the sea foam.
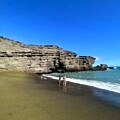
[43,74,120,94]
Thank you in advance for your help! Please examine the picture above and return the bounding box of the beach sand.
[0,71,120,120]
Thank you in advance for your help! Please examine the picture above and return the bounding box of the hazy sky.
[0,0,120,66]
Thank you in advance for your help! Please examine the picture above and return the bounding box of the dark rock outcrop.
[94,64,108,71]
[0,36,96,73]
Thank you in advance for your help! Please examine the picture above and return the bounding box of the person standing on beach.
[58,74,62,86]
[63,74,67,87]
[58,71,67,87]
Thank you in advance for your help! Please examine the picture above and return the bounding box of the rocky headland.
[0,36,95,73]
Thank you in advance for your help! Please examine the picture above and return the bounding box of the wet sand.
[0,72,120,120]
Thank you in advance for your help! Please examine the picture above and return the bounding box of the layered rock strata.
[0,36,95,73]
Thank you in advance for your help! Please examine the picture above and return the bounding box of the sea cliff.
[0,36,95,73]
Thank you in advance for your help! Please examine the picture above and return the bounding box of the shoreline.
[44,73,120,92]
[0,72,120,120]
[42,74,120,108]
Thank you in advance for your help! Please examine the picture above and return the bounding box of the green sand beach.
[0,72,120,120]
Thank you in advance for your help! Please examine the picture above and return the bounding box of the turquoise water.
[65,70,120,84]
[52,69,120,84]
[50,70,120,107]
[51,69,120,94]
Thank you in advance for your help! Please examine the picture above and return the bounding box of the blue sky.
[0,0,120,66]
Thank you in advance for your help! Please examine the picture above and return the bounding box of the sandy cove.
[0,71,120,120]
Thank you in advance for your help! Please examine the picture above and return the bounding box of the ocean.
[48,69,120,107]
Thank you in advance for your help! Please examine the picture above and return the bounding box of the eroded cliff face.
[0,36,95,73]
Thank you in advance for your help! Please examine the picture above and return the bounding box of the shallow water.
[51,70,120,93]
[0,72,120,120]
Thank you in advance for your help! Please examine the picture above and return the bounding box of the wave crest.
[43,75,120,94]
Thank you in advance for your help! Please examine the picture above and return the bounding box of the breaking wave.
[43,75,120,94]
